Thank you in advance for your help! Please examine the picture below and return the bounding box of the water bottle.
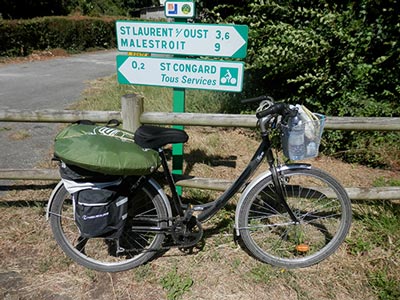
[306,141,317,157]
[288,114,305,160]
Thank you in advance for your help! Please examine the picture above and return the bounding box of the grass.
[347,200,400,300]
[368,269,400,300]
[160,266,194,300]
[373,176,400,187]
[71,75,227,114]
[1,75,400,299]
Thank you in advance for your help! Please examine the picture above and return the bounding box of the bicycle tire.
[49,181,168,272]
[237,166,351,268]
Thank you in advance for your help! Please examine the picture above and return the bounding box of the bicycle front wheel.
[49,181,168,272]
[237,167,352,268]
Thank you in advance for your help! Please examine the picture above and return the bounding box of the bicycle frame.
[161,130,277,223]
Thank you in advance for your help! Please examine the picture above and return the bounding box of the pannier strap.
[134,125,189,149]
[62,178,123,194]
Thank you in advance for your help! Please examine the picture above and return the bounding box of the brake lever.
[270,115,280,129]
[256,99,274,114]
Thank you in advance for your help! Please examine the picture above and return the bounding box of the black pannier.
[74,188,128,239]
[59,162,129,239]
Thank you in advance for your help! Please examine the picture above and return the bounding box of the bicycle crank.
[171,216,204,249]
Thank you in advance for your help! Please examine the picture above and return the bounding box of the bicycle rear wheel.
[237,166,351,268]
[49,181,168,272]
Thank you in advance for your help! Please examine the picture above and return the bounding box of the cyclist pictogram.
[220,67,238,86]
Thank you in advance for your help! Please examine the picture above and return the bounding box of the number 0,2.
[131,61,145,70]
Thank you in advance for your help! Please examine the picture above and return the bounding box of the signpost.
[116,7,248,194]
[116,21,248,58]
[117,55,244,92]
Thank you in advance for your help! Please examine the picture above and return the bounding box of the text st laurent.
[119,25,210,51]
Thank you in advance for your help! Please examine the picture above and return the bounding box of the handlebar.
[256,103,294,119]
[241,95,297,120]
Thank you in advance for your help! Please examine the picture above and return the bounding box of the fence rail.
[1,110,400,131]
[1,94,399,200]
[1,168,399,200]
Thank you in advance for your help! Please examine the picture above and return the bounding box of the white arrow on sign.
[117,55,244,92]
[116,21,248,58]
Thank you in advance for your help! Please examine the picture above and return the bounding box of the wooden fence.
[1,93,399,200]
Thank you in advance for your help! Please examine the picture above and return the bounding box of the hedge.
[0,16,130,57]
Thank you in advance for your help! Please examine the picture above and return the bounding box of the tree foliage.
[0,0,69,19]
[0,0,159,19]
[202,0,400,167]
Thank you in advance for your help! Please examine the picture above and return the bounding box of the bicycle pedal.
[178,246,194,254]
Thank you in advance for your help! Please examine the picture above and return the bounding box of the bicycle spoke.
[49,182,167,272]
[238,168,351,268]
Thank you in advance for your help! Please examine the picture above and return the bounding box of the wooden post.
[121,93,143,132]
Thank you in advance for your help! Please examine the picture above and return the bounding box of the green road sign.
[116,21,248,58]
[117,55,244,92]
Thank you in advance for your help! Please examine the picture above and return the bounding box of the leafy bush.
[0,0,159,19]
[202,0,400,167]
[0,16,121,56]
[0,0,68,19]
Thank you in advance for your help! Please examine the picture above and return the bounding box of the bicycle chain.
[108,218,204,256]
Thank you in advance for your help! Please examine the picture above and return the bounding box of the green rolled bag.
[54,122,160,175]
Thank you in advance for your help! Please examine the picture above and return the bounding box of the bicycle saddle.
[134,125,189,149]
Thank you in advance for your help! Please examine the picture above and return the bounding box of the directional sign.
[165,1,195,18]
[117,55,244,92]
[116,21,248,58]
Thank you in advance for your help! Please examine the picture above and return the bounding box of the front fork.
[269,164,300,223]
[265,141,300,224]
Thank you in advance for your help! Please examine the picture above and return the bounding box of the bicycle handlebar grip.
[256,102,288,119]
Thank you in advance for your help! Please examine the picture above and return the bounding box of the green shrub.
[0,0,158,19]
[203,0,400,168]
[0,16,125,57]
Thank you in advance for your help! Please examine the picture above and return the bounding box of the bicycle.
[46,95,352,272]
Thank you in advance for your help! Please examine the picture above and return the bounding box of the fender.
[234,163,311,236]
[46,178,173,223]
[46,181,64,221]
[147,178,173,225]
